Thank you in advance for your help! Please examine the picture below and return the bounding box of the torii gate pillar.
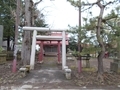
[57,41,61,64]
[38,41,44,63]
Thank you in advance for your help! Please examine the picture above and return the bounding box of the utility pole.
[78,0,82,73]
[12,0,20,73]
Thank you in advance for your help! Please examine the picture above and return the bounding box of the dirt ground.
[0,56,120,89]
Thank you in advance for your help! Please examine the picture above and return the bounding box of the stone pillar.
[30,30,37,69]
[62,31,66,69]
[0,25,3,47]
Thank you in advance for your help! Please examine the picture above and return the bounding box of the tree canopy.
[67,0,120,80]
[0,0,16,39]
[0,0,16,50]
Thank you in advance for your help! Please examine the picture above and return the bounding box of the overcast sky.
[34,0,118,29]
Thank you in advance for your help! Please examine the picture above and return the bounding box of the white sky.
[35,0,118,29]
[36,0,78,29]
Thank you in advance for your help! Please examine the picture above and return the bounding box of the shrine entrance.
[23,27,67,70]
[37,40,61,64]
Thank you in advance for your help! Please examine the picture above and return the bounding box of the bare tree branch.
[34,0,42,6]
[81,5,94,12]
[81,0,102,12]
[103,0,117,7]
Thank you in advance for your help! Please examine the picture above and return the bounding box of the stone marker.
[65,68,71,79]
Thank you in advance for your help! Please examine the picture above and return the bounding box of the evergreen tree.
[0,0,16,50]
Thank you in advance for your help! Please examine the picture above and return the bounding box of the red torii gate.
[36,33,69,64]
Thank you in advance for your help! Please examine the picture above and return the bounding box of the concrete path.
[0,56,79,90]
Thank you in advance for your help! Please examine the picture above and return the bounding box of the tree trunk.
[86,60,90,68]
[118,39,120,59]
[21,0,32,65]
[7,36,10,51]
[96,5,105,78]
[97,51,105,74]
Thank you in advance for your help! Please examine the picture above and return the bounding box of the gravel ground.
[0,56,120,89]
